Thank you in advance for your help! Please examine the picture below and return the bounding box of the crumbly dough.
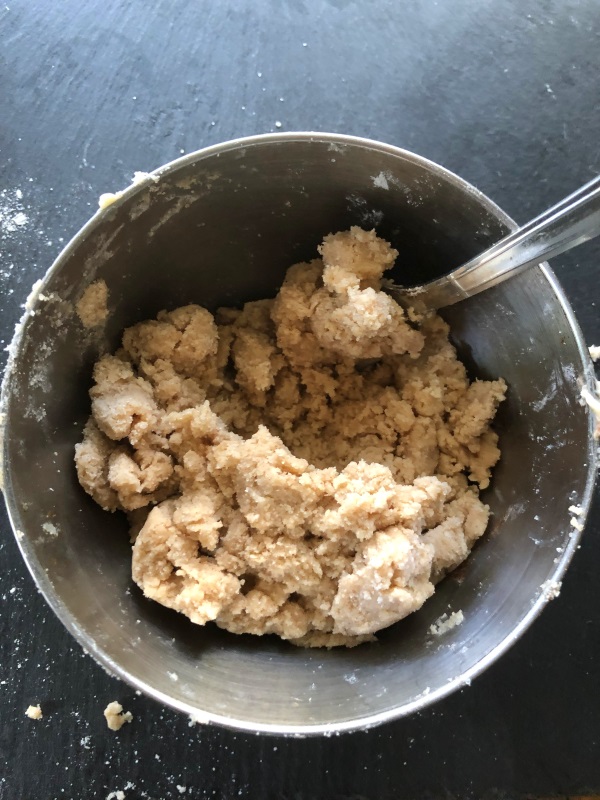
[581,381,600,439]
[75,227,506,648]
[25,704,42,720]
[76,279,109,327]
[429,609,464,636]
[103,701,133,731]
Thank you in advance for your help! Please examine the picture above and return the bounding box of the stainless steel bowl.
[1,133,597,735]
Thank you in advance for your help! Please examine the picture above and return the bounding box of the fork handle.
[432,173,600,306]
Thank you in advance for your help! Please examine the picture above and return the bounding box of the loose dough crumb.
[76,227,506,647]
[42,521,58,537]
[103,701,133,731]
[581,383,600,439]
[98,192,123,209]
[541,580,562,600]
[76,279,109,328]
[25,704,42,720]
[132,170,160,185]
[589,344,600,361]
[188,713,210,726]
[429,610,464,635]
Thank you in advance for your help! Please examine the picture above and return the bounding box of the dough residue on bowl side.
[75,227,506,648]
[76,279,109,328]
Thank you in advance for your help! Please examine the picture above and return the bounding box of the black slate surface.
[1,1,599,798]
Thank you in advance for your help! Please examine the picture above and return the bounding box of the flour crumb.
[25,704,42,720]
[541,580,562,600]
[429,610,464,636]
[103,701,133,731]
[0,188,29,236]
[570,516,584,532]
[188,712,210,727]
[80,735,91,749]
[12,212,28,227]
[581,383,600,438]
[589,344,600,361]
[76,279,109,328]
[167,671,179,682]
[132,170,160,185]
[106,792,126,800]
[568,505,583,516]
[372,172,390,190]
[23,278,44,314]
[15,529,25,541]
[176,787,187,795]
[42,521,59,537]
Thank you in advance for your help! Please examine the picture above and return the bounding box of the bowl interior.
[2,135,595,734]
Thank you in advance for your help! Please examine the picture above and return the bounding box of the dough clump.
[76,279,109,328]
[104,701,133,731]
[25,704,42,720]
[75,227,506,647]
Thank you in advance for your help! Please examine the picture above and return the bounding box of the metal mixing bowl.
[1,133,597,735]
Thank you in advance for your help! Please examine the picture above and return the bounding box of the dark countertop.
[1,1,599,798]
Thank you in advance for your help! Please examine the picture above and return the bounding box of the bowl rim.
[1,131,598,736]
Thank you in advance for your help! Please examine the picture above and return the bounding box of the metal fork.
[387,174,600,310]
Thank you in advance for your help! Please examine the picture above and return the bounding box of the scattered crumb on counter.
[568,505,583,516]
[429,610,464,636]
[76,279,109,328]
[589,344,600,361]
[176,788,187,795]
[167,671,179,682]
[106,792,126,800]
[75,227,506,648]
[25,704,42,720]
[570,516,584,532]
[103,701,133,731]
[0,187,29,235]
